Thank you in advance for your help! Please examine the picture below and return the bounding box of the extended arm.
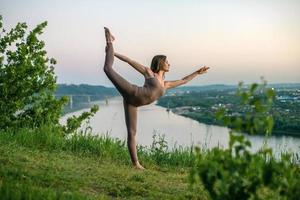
[114,52,147,75]
[164,66,210,89]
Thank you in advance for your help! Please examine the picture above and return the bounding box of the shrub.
[0,16,98,134]
[189,79,300,200]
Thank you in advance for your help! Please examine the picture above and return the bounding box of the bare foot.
[104,27,115,43]
[133,162,145,170]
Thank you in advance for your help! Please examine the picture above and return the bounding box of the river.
[60,97,300,156]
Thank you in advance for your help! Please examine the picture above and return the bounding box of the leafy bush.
[189,79,300,200]
[0,16,67,128]
[0,16,98,133]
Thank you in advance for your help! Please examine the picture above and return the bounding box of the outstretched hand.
[196,66,210,75]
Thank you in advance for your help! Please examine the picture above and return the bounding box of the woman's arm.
[164,66,210,89]
[114,52,147,75]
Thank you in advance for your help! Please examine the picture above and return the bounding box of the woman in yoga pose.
[103,27,210,169]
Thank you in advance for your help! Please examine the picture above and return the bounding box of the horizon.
[1,0,299,86]
[57,82,300,88]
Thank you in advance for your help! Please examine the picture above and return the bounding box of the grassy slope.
[0,137,207,199]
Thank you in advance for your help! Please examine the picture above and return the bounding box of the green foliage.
[56,84,118,96]
[0,16,98,135]
[138,131,196,167]
[158,83,300,136]
[0,125,197,169]
[216,78,275,136]
[190,80,300,200]
[150,132,169,165]
[62,105,99,135]
[190,147,300,200]
[0,16,68,129]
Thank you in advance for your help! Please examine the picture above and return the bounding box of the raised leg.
[103,28,136,98]
[123,99,145,170]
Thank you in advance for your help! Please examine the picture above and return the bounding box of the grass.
[0,125,197,168]
[0,126,208,199]
[1,125,298,199]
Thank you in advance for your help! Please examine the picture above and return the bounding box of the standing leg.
[103,28,136,98]
[123,99,145,170]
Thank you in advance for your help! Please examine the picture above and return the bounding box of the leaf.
[250,83,258,93]
[266,88,275,99]
[215,108,225,120]
[241,92,249,103]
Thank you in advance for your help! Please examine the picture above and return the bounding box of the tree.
[0,16,98,131]
[0,16,68,129]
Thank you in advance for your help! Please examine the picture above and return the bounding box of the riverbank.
[163,106,300,138]
[157,83,300,138]
[178,109,300,138]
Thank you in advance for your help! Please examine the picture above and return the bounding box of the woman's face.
[161,59,170,72]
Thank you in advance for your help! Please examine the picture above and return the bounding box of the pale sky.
[1,0,300,86]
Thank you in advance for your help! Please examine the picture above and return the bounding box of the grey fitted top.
[144,76,166,97]
[126,76,165,107]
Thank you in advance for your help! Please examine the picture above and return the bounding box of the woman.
[103,27,210,169]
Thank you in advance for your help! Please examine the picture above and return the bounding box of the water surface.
[60,97,300,156]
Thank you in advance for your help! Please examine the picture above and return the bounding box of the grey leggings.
[103,43,139,164]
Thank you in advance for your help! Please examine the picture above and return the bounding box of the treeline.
[158,87,300,137]
[166,83,300,93]
[56,84,119,114]
[56,84,118,97]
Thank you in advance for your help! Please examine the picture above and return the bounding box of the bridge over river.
[55,94,111,109]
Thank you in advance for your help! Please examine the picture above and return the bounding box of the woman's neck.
[157,70,165,80]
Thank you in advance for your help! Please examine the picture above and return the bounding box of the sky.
[1,0,300,86]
